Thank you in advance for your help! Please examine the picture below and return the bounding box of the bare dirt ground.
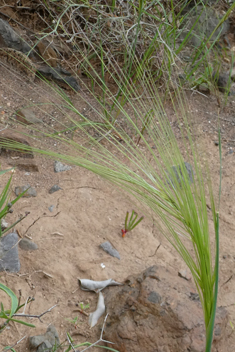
[0,63,235,352]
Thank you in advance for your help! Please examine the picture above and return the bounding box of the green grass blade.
[124,211,129,230]
[205,213,219,352]
[0,284,18,317]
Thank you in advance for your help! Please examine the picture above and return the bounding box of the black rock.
[0,19,32,55]
[213,72,231,93]
[37,66,80,91]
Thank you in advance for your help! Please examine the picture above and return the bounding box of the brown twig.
[73,308,89,317]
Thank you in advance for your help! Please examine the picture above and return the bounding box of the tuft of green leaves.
[121,211,144,237]
[0,284,35,330]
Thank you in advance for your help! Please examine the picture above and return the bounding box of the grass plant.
[121,210,144,237]
[0,1,234,351]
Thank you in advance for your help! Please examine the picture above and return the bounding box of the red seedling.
[121,210,143,238]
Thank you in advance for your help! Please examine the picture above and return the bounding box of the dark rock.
[15,108,42,125]
[49,184,62,194]
[29,325,60,352]
[0,232,20,272]
[54,161,72,173]
[0,130,34,158]
[100,241,120,260]
[147,291,161,304]
[8,159,39,172]
[37,66,80,91]
[213,72,231,94]
[19,238,38,251]
[15,184,37,197]
[0,19,32,55]
[179,6,230,47]
[104,265,228,352]
[189,292,200,301]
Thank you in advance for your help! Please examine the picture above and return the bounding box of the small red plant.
[121,210,143,238]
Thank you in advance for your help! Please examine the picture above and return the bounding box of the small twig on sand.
[12,304,57,323]
[73,308,89,317]
[22,296,30,314]
[3,335,26,351]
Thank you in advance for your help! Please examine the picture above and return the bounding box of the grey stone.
[29,335,46,348]
[37,66,80,91]
[29,325,60,351]
[48,205,55,212]
[54,161,72,173]
[0,232,20,272]
[179,6,230,47]
[15,184,37,197]
[147,291,161,304]
[0,19,32,55]
[100,241,120,260]
[37,340,52,352]
[49,184,62,194]
[168,161,194,187]
[19,238,38,251]
[15,108,42,125]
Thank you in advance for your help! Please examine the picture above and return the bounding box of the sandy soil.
[0,51,235,352]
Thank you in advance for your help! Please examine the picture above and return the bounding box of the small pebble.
[48,205,54,212]
[54,161,72,173]
[100,241,120,260]
[15,184,37,197]
[19,238,38,251]
[49,184,62,194]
